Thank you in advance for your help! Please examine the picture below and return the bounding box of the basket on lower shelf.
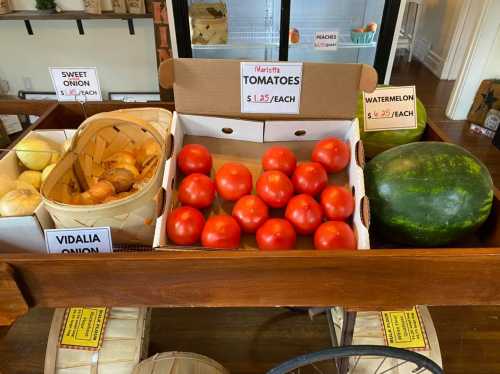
[41,108,172,245]
[44,307,151,374]
[133,352,229,374]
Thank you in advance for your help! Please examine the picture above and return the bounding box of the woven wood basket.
[133,352,229,374]
[41,108,172,245]
[45,307,151,374]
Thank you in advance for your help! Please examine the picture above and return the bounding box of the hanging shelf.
[0,11,153,35]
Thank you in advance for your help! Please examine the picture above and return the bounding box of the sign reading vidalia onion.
[44,227,113,254]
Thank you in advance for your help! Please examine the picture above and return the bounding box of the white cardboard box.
[153,113,370,251]
[0,130,75,253]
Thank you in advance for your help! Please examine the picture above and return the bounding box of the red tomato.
[178,173,215,209]
[320,185,355,221]
[262,146,297,176]
[201,215,241,249]
[215,163,253,201]
[284,194,323,235]
[256,218,296,251]
[232,195,269,233]
[312,137,350,173]
[177,144,212,175]
[166,206,205,245]
[291,162,328,196]
[256,170,294,208]
[314,221,356,250]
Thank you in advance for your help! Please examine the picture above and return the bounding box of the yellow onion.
[15,137,54,171]
[104,151,136,169]
[0,174,17,199]
[0,187,41,216]
[112,163,139,178]
[86,180,115,203]
[41,164,57,183]
[17,170,42,190]
[101,168,135,193]
[136,139,161,167]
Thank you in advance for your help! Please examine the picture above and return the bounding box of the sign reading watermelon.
[362,86,417,132]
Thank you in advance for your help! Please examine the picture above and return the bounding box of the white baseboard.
[413,38,445,79]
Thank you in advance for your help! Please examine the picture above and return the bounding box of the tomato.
[284,194,323,235]
[232,195,269,234]
[177,144,212,175]
[291,162,328,196]
[256,218,296,251]
[314,221,356,250]
[256,170,294,208]
[215,163,253,201]
[262,146,297,176]
[166,206,205,245]
[201,215,241,249]
[320,185,355,221]
[178,173,215,209]
[312,137,350,173]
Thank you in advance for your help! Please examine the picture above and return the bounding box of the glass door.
[287,0,385,64]
[172,0,282,61]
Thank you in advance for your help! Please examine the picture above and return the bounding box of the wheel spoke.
[374,357,387,374]
[379,360,411,374]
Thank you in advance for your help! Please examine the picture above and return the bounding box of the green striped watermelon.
[365,142,494,246]
[357,88,427,158]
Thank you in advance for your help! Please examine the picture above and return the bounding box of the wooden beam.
[3,248,500,310]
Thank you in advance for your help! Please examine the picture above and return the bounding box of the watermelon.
[357,88,427,158]
[365,142,494,246]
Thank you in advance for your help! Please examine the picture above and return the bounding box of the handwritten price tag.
[362,86,418,132]
[240,62,303,114]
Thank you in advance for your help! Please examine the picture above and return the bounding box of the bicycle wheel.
[267,345,443,374]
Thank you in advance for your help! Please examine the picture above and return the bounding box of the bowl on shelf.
[351,30,375,44]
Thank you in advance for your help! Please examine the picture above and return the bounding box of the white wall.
[413,0,463,78]
[446,0,500,120]
[0,1,159,97]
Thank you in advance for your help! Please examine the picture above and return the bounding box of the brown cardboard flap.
[159,58,378,119]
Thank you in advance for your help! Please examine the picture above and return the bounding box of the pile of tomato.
[166,138,357,251]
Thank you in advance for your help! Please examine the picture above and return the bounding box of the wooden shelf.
[0,10,152,20]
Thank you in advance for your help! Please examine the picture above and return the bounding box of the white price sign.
[49,67,102,102]
[314,31,338,50]
[45,227,113,254]
[362,86,418,132]
[241,62,303,114]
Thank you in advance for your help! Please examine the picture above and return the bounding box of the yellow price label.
[381,307,427,349]
[59,307,108,350]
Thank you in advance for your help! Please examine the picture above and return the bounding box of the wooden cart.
[0,100,499,338]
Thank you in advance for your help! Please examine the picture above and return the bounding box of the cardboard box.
[0,130,75,253]
[154,58,376,251]
[153,113,370,250]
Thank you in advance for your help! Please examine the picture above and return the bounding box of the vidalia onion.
[17,170,42,190]
[0,174,17,199]
[101,168,135,193]
[0,188,41,216]
[112,163,139,178]
[41,164,57,183]
[87,180,116,203]
[15,137,53,170]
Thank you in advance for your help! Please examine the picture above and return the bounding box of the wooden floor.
[1,58,500,374]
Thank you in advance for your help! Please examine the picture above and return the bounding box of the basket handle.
[68,111,167,156]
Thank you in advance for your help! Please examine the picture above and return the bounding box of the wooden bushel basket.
[133,352,229,374]
[42,108,172,246]
[44,307,150,374]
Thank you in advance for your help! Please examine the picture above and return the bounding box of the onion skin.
[15,137,53,171]
[87,181,116,203]
[18,170,42,190]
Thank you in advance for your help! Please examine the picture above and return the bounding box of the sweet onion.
[15,137,53,170]
[0,187,41,216]
[18,170,42,190]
